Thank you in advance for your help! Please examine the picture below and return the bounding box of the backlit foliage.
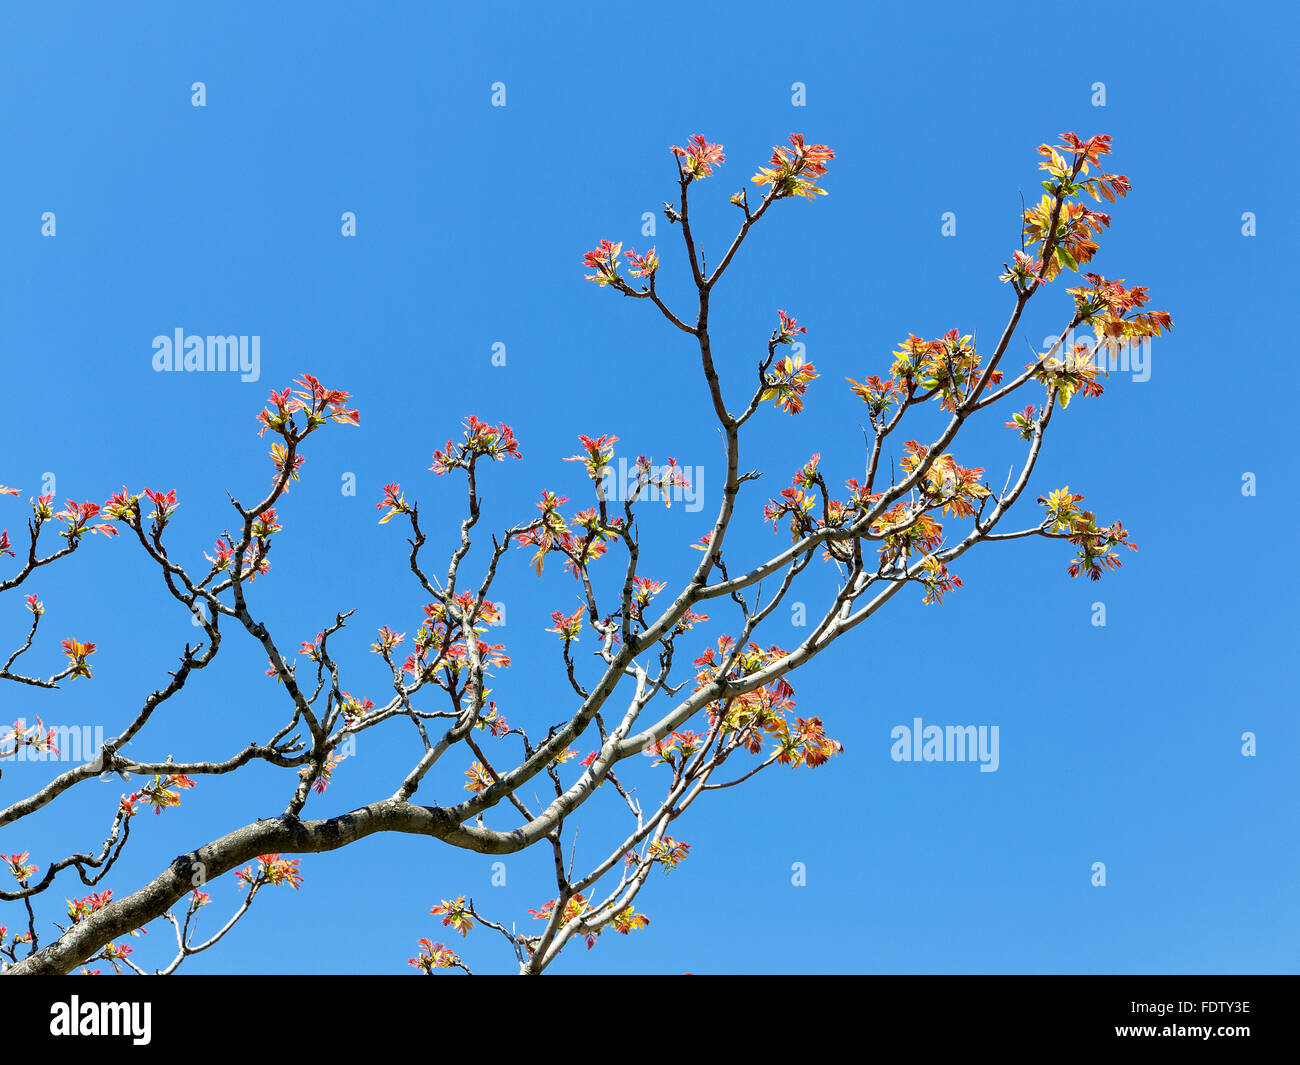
[1,130,1167,977]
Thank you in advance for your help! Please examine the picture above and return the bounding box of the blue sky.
[1,1,1295,974]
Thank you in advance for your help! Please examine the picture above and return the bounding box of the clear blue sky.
[1,1,1295,974]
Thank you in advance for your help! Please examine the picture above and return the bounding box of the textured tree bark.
[5,801,467,975]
